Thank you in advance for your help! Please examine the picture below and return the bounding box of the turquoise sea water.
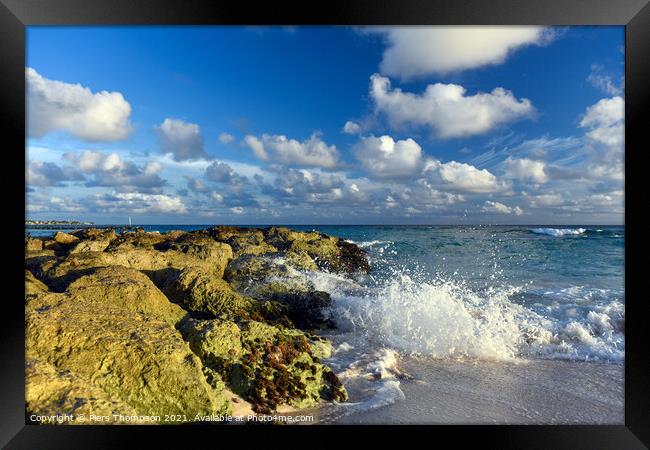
[27,224,624,364]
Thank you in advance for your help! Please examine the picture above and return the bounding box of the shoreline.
[24,225,624,425]
[295,356,624,425]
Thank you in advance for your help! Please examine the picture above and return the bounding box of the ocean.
[27,224,625,423]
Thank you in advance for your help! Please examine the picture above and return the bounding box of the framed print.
[2,0,648,447]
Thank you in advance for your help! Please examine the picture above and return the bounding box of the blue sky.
[26,26,624,224]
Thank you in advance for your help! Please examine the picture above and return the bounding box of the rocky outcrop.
[53,231,80,245]
[179,317,347,413]
[25,225,369,422]
[26,270,231,420]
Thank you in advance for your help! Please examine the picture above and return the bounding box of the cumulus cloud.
[424,160,509,193]
[185,176,209,193]
[504,157,548,183]
[527,193,567,207]
[92,191,187,214]
[218,132,235,144]
[370,74,534,138]
[389,180,464,209]
[27,67,133,141]
[205,161,237,183]
[366,26,552,79]
[353,135,424,179]
[580,96,624,149]
[27,161,84,187]
[155,118,208,161]
[343,121,361,134]
[481,200,523,215]
[27,191,84,213]
[243,133,340,168]
[243,135,268,161]
[63,150,166,193]
[204,161,250,192]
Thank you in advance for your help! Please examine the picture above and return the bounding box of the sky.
[25,26,624,225]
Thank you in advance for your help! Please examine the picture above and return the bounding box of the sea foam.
[530,228,587,237]
[306,268,624,364]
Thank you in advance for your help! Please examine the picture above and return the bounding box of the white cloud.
[243,133,340,168]
[230,206,245,214]
[587,64,622,96]
[354,135,424,179]
[155,118,208,161]
[367,26,552,79]
[504,157,548,183]
[343,121,361,134]
[424,160,509,193]
[106,192,187,214]
[205,161,237,183]
[370,74,534,138]
[243,135,268,161]
[63,150,166,192]
[580,96,624,149]
[27,67,133,141]
[218,132,235,144]
[530,194,564,207]
[27,161,84,187]
[185,176,209,193]
[481,201,523,215]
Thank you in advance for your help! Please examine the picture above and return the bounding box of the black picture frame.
[2,0,648,448]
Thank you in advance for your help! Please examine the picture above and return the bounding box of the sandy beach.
[302,357,623,424]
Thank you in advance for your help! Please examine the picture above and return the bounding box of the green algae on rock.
[24,226,368,421]
[179,317,347,413]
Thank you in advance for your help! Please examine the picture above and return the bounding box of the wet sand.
[306,357,624,424]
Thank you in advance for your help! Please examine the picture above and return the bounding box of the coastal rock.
[45,238,233,291]
[26,271,231,418]
[25,270,49,297]
[164,230,187,240]
[209,226,278,257]
[263,226,323,251]
[71,227,117,241]
[162,267,255,320]
[24,226,365,420]
[262,226,370,274]
[25,254,59,284]
[69,239,111,254]
[26,358,139,422]
[224,254,333,329]
[25,237,43,252]
[105,231,169,251]
[178,317,244,366]
[65,266,186,325]
[53,232,80,246]
[179,317,347,413]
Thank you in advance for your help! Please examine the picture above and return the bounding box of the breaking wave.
[530,228,587,237]
[305,269,624,364]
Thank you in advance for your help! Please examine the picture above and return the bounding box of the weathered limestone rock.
[24,226,368,420]
[45,238,233,291]
[162,267,255,320]
[209,226,278,257]
[53,232,80,246]
[224,254,333,329]
[179,317,347,413]
[26,358,139,422]
[26,271,231,418]
[65,266,186,325]
[71,227,117,241]
[69,239,111,254]
[25,237,43,252]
